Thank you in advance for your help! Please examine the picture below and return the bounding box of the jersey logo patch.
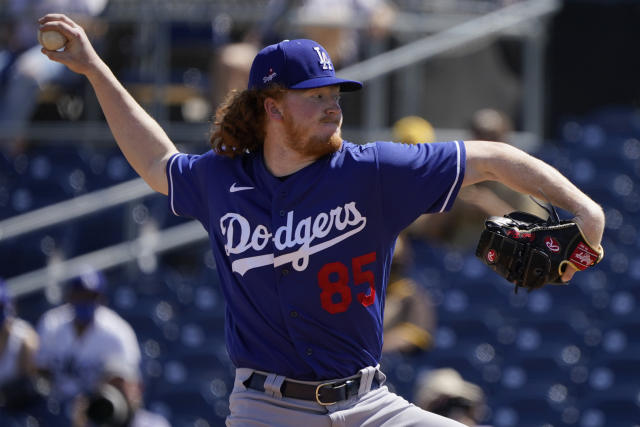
[220,201,366,275]
[230,182,255,193]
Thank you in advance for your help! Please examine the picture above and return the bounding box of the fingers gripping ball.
[475,207,604,293]
[38,29,68,51]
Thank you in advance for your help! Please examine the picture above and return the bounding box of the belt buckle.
[315,382,337,406]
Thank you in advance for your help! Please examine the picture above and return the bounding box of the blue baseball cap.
[248,39,362,92]
[69,266,107,294]
[0,278,10,306]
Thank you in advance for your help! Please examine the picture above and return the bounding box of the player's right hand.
[38,14,103,77]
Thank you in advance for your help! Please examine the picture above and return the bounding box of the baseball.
[38,29,67,51]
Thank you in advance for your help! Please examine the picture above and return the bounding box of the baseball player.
[39,13,605,426]
[35,267,141,405]
[0,278,40,410]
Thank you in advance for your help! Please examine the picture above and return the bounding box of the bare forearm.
[86,62,177,194]
[464,141,605,247]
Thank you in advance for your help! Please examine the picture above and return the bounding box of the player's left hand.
[476,207,604,292]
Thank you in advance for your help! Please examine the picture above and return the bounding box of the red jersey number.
[318,252,377,314]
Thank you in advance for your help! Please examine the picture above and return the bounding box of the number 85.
[317,252,377,314]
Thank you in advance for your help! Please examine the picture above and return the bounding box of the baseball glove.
[475,205,604,292]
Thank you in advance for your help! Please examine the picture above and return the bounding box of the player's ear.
[264,98,283,120]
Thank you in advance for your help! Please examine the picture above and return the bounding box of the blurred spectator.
[35,267,141,408]
[414,368,486,426]
[0,0,109,155]
[210,42,259,109]
[468,108,512,142]
[246,0,395,66]
[383,232,436,354]
[210,0,394,109]
[402,109,546,249]
[468,108,548,217]
[392,115,436,144]
[0,278,41,412]
[383,119,437,355]
[71,359,170,427]
[294,0,395,67]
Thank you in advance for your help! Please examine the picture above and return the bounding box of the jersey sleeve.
[376,140,466,233]
[166,152,210,225]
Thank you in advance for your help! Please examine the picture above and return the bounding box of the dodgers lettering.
[220,201,367,275]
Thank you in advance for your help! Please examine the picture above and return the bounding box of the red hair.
[210,87,284,158]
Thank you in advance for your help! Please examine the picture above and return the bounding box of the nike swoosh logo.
[230,182,255,193]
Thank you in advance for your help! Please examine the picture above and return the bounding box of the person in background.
[210,0,395,112]
[414,368,487,426]
[400,110,545,249]
[468,108,548,218]
[246,0,395,67]
[35,267,140,414]
[71,359,170,427]
[382,232,436,355]
[391,115,436,145]
[0,0,109,155]
[0,278,41,413]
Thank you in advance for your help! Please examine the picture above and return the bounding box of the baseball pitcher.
[38,13,604,427]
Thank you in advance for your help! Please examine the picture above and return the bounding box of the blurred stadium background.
[1,0,640,426]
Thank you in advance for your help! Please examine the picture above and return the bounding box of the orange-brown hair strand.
[210,87,284,158]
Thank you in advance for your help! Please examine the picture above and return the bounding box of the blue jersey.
[167,140,465,380]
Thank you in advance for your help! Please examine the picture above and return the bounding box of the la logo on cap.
[313,47,333,71]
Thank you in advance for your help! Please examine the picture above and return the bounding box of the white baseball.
[38,29,67,51]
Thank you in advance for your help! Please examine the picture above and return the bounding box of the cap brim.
[289,76,362,92]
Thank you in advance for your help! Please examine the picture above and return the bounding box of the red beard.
[282,115,343,158]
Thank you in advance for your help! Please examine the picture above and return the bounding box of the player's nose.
[325,98,341,115]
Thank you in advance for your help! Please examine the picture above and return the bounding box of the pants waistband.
[242,368,383,405]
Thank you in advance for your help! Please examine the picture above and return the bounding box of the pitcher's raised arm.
[38,14,178,195]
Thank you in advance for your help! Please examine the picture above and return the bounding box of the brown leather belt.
[243,372,380,405]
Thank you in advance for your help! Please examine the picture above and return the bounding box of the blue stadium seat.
[0,233,50,278]
[173,346,234,380]
[502,320,586,365]
[13,291,51,326]
[146,382,219,427]
[490,396,564,427]
[579,394,640,427]
[499,356,576,400]
[595,319,640,361]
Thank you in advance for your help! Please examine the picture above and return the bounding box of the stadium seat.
[579,393,640,427]
[146,382,219,427]
[490,396,563,427]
